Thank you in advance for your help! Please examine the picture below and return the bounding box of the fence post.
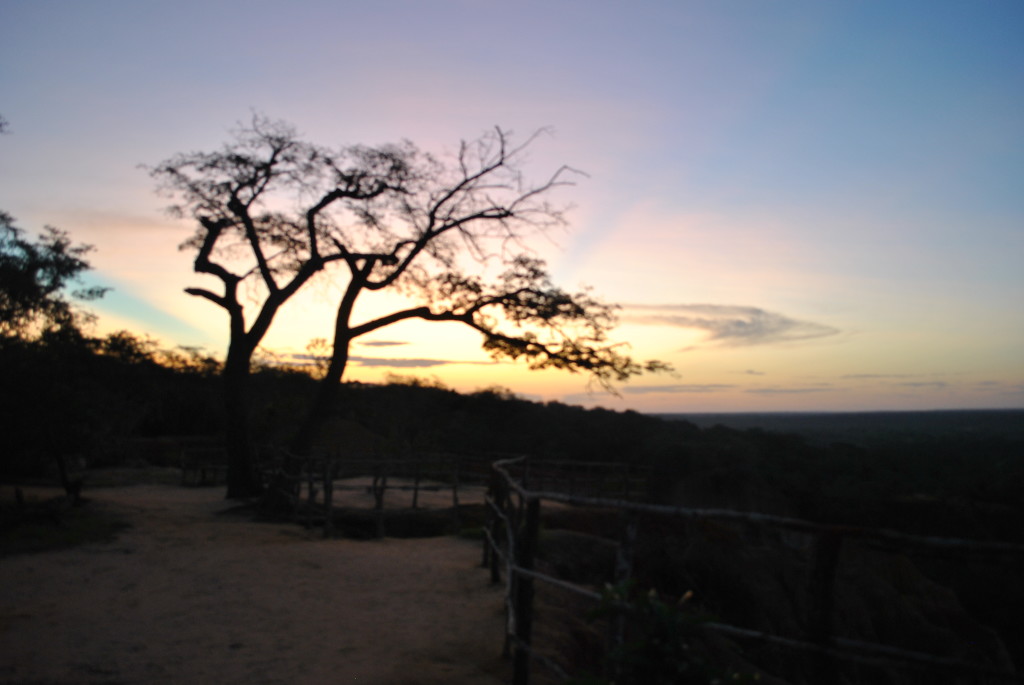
[609,509,638,668]
[451,458,461,530]
[412,458,421,509]
[503,487,520,659]
[513,496,541,685]
[487,469,503,584]
[452,458,460,509]
[305,458,316,530]
[483,467,494,569]
[372,462,388,538]
[322,459,334,539]
[807,530,843,683]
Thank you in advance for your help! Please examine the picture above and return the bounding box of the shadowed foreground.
[0,484,508,685]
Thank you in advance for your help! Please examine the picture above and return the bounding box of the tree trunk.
[290,274,364,457]
[223,343,262,499]
[290,341,350,457]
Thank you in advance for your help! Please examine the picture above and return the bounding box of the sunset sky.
[2,0,1022,413]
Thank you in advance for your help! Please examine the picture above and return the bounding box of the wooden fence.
[257,451,493,538]
[180,445,229,486]
[484,456,1024,685]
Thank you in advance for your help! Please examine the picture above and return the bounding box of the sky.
[2,0,1022,413]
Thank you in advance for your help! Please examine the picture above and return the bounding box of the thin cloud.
[359,341,410,347]
[350,356,497,369]
[622,384,737,395]
[896,381,949,390]
[285,353,493,369]
[842,373,914,380]
[746,386,834,395]
[351,356,450,368]
[625,304,839,349]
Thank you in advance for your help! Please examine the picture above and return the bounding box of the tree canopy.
[0,211,106,342]
[152,117,668,494]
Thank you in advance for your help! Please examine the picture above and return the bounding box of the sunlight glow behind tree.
[152,117,667,496]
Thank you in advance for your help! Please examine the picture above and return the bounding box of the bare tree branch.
[152,116,669,476]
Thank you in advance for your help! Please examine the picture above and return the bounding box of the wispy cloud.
[352,356,497,369]
[895,381,949,390]
[622,384,737,395]
[351,356,450,368]
[746,386,834,395]
[285,353,493,369]
[625,304,839,349]
[359,341,410,348]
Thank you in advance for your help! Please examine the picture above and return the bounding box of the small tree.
[291,127,668,454]
[0,211,106,342]
[154,118,667,496]
[150,116,416,497]
[0,211,107,495]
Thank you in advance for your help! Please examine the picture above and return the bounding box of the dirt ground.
[0,481,510,685]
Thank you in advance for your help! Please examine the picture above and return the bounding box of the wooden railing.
[180,445,228,486]
[256,450,492,538]
[484,456,1024,685]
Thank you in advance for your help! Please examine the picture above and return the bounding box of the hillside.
[3,340,1022,683]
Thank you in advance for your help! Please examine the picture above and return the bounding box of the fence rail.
[255,451,491,538]
[484,456,1024,685]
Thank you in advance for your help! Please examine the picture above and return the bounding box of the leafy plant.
[567,581,759,685]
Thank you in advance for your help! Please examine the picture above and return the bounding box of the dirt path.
[0,484,509,684]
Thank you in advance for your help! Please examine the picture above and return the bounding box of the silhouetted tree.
[153,118,667,495]
[0,211,107,496]
[291,126,669,455]
[150,116,416,497]
[0,211,106,341]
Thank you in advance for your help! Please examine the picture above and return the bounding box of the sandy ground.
[0,482,510,685]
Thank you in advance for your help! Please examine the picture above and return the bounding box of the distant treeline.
[0,332,224,476]
[660,410,1024,447]
[4,331,1023,544]
[5,332,1023,670]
